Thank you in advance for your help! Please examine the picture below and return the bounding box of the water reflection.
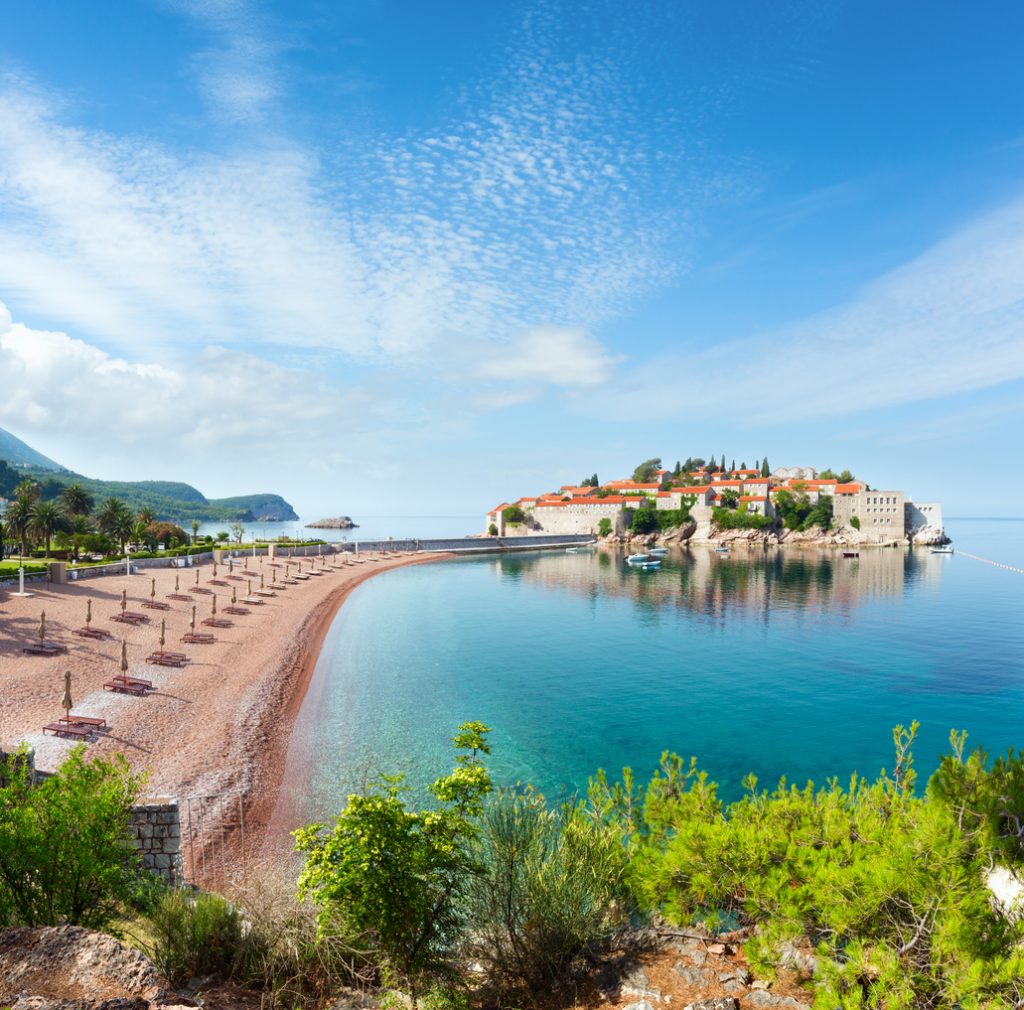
[495,545,942,621]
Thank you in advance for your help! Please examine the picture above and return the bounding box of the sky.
[1,0,1023,521]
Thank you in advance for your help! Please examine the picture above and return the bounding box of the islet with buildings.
[485,463,947,547]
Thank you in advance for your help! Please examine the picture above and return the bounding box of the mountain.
[0,428,298,524]
[0,426,64,471]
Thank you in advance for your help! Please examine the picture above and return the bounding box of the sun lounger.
[181,631,216,644]
[225,575,245,581]
[73,627,112,640]
[60,714,108,730]
[254,590,276,597]
[293,573,312,581]
[242,597,265,606]
[104,679,148,696]
[146,652,190,667]
[208,579,230,587]
[113,672,153,688]
[188,586,213,595]
[167,593,193,602]
[22,642,69,656]
[223,606,250,615]
[43,721,93,739]
[202,617,233,628]
[241,569,258,576]
[111,612,150,625]
[142,600,171,610]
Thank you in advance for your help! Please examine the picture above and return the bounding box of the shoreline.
[0,551,449,876]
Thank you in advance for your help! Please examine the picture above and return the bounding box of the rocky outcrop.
[306,516,359,529]
[911,524,950,546]
[0,926,190,1008]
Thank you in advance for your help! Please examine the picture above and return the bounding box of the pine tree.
[741,461,747,470]
[761,457,770,478]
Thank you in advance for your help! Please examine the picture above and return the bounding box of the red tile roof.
[739,495,767,502]
[834,482,864,493]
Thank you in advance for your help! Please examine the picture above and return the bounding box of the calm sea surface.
[195,515,478,543]
[275,518,1024,829]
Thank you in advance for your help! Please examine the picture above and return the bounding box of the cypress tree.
[761,457,770,477]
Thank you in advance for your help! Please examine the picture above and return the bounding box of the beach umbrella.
[121,588,128,612]
[85,599,92,629]
[62,670,73,719]
[190,605,197,631]
[213,560,218,577]
[212,595,218,616]
[159,619,166,656]
[120,640,129,676]
[247,579,253,596]
[195,568,200,585]
[231,586,237,605]
[260,573,265,589]
[151,577,157,600]
[39,610,46,644]
[175,574,180,592]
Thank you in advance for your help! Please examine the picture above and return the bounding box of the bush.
[597,518,612,537]
[146,888,255,985]
[589,728,1024,1007]
[711,506,772,530]
[0,747,144,929]
[488,524,498,536]
[850,515,861,529]
[466,788,630,998]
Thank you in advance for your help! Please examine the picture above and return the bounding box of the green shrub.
[597,517,612,537]
[850,515,861,529]
[465,788,631,998]
[0,747,143,929]
[711,506,772,530]
[589,727,1024,1007]
[146,888,257,985]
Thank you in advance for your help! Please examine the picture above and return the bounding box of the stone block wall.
[129,799,183,884]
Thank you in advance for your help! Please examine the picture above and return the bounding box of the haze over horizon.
[2,1,1023,520]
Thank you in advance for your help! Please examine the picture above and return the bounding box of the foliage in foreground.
[0,747,143,929]
[588,724,1024,1009]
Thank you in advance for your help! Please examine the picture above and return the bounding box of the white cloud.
[603,196,1024,421]
[476,327,622,387]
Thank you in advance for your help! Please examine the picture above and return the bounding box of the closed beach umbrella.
[175,574,180,592]
[213,560,218,577]
[247,579,253,595]
[121,588,127,612]
[39,610,46,644]
[260,573,265,589]
[231,586,237,605]
[191,605,197,631]
[151,577,156,600]
[195,568,200,585]
[85,599,92,628]
[212,595,218,616]
[62,670,73,718]
[120,640,129,675]
[159,619,166,655]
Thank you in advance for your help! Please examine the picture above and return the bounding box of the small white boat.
[565,548,579,553]
[635,560,661,569]
[930,546,954,554]
[648,547,668,557]
[626,553,650,563]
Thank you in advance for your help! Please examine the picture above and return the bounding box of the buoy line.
[956,551,1024,576]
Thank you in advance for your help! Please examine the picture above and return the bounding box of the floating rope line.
[956,551,1024,576]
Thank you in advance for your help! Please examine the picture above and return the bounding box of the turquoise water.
[275,518,1024,828]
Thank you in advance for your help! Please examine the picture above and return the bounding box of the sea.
[193,515,479,543]
[273,518,1024,831]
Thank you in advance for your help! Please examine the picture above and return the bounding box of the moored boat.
[930,546,954,554]
[626,553,650,563]
[649,547,668,557]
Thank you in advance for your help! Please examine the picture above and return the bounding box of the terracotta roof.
[739,495,767,502]
[535,495,644,508]
[834,482,864,493]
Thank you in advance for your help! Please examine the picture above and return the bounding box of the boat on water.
[635,559,661,569]
[626,553,650,563]
[715,545,729,554]
[648,547,668,557]
[842,551,860,559]
[565,548,579,553]
[930,546,954,554]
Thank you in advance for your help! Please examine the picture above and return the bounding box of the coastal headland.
[0,550,446,860]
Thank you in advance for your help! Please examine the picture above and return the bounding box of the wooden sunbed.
[60,714,108,730]
[111,612,150,625]
[43,721,93,739]
[208,579,230,587]
[22,642,69,656]
[293,574,312,581]
[188,586,213,595]
[241,569,258,576]
[223,606,250,616]
[146,652,190,667]
[225,575,245,581]
[254,590,276,597]
[73,626,113,640]
[202,617,233,628]
[104,679,148,696]
[168,593,194,602]
[113,672,153,688]
[181,631,216,644]
[142,600,171,610]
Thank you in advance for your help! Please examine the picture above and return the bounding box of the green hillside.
[0,440,298,524]
[0,427,64,471]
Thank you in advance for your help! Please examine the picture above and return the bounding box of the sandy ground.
[0,550,445,859]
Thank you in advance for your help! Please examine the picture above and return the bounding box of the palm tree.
[60,483,94,522]
[4,497,34,560]
[97,498,135,556]
[191,519,200,546]
[30,500,65,559]
[138,506,156,526]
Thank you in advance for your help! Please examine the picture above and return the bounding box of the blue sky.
[1,0,1023,520]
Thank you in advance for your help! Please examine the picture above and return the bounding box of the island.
[306,516,359,529]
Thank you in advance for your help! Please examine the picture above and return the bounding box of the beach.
[0,551,445,862]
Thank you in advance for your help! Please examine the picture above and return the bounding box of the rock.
[673,963,713,986]
[912,525,950,546]
[776,939,817,976]
[746,991,809,1009]
[751,980,770,990]
[623,1001,656,1010]
[683,999,738,1010]
[306,516,358,529]
[621,965,662,1001]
